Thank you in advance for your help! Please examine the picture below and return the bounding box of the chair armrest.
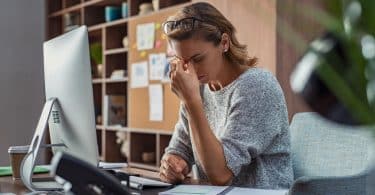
[290,174,367,195]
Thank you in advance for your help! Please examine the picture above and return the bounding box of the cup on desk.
[8,145,29,180]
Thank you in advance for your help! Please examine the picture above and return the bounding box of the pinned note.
[136,23,155,50]
[149,84,163,121]
[155,40,162,49]
[130,61,148,88]
[155,22,161,30]
[140,51,147,58]
[149,53,167,80]
[166,42,175,56]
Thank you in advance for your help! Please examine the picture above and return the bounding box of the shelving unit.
[46,0,191,171]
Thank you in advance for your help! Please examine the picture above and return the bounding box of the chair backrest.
[290,112,374,179]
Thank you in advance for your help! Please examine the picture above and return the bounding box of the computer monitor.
[43,25,99,166]
[20,26,99,191]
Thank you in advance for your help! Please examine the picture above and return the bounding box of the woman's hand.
[169,58,201,106]
[159,153,190,184]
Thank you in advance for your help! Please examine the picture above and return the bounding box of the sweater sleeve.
[164,104,194,168]
[220,74,287,177]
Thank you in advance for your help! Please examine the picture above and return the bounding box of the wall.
[276,0,325,119]
[0,0,45,165]
[193,0,277,74]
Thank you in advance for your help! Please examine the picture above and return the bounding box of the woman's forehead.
[171,38,213,58]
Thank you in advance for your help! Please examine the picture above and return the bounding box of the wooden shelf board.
[105,77,128,83]
[49,0,123,18]
[121,167,160,180]
[129,162,159,171]
[84,0,123,7]
[104,48,128,55]
[105,125,128,131]
[49,4,82,17]
[92,78,104,83]
[96,125,104,129]
[88,24,103,32]
[128,128,173,135]
[103,126,173,135]
[128,2,192,21]
[105,18,129,28]
[88,18,128,31]
[51,2,190,26]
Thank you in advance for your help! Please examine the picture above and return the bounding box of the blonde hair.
[165,2,257,67]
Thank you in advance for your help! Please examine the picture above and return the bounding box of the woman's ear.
[221,33,230,52]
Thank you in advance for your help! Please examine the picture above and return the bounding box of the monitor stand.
[20,98,66,191]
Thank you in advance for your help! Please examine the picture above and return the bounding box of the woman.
[159,2,293,189]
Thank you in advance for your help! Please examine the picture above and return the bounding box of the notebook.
[159,185,228,195]
[159,185,289,195]
[121,175,172,190]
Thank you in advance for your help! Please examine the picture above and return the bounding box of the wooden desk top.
[0,176,30,194]
[0,167,173,194]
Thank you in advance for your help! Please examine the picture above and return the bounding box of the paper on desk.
[98,162,128,169]
[131,61,149,88]
[137,22,155,50]
[149,53,167,80]
[149,84,163,121]
[121,176,171,190]
[131,176,171,187]
[159,185,227,195]
[226,187,289,195]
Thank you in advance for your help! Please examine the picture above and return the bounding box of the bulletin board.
[128,5,188,131]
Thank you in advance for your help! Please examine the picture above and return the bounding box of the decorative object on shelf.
[95,102,102,125]
[63,13,80,32]
[104,95,127,126]
[122,2,129,18]
[122,36,129,48]
[152,0,160,11]
[116,132,130,161]
[110,69,127,79]
[89,43,103,78]
[97,64,103,78]
[96,115,102,125]
[105,6,122,22]
[141,152,156,163]
[139,3,154,15]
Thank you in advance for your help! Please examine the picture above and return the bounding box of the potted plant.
[89,43,103,78]
[282,0,375,131]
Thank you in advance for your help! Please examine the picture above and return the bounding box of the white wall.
[0,0,45,165]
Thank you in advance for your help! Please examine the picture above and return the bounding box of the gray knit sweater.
[165,67,293,189]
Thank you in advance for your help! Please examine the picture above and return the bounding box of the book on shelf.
[63,13,80,32]
[103,95,127,127]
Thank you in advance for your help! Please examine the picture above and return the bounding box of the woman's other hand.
[159,153,190,184]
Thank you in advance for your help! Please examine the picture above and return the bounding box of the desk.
[0,167,173,195]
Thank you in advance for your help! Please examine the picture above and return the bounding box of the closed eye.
[192,56,204,63]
